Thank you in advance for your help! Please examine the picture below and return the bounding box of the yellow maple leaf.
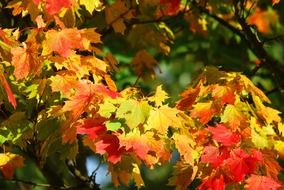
[148,85,169,107]
[173,134,199,165]
[253,96,281,124]
[274,141,284,158]
[80,0,104,14]
[146,105,180,134]
[116,99,151,129]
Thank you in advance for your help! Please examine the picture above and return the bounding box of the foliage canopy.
[0,0,284,189]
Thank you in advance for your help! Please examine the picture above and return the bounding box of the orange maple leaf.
[248,8,279,33]
[43,28,83,58]
[11,42,40,80]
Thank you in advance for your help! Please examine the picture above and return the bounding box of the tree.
[0,0,284,189]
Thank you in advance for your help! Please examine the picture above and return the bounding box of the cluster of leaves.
[0,0,283,189]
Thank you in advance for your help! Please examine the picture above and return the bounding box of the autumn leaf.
[132,50,159,78]
[176,81,201,111]
[168,162,198,190]
[105,0,133,34]
[80,0,103,14]
[173,133,199,165]
[43,28,83,58]
[148,85,168,107]
[248,8,279,34]
[198,175,225,190]
[146,105,180,134]
[211,85,235,105]
[63,82,96,119]
[208,124,241,146]
[95,134,125,164]
[119,130,151,160]
[201,146,229,168]
[250,117,275,149]
[49,71,79,97]
[245,175,281,190]
[221,104,246,129]
[45,0,72,15]
[11,42,40,80]
[190,102,217,124]
[224,149,262,182]
[116,99,151,129]
[160,0,180,15]
[0,72,16,109]
[76,118,106,139]
[0,153,24,179]
[253,96,281,124]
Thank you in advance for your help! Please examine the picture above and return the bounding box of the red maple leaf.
[208,124,241,146]
[201,146,229,168]
[198,175,225,190]
[45,0,72,15]
[176,82,201,111]
[245,175,282,190]
[224,149,262,182]
[95,134,125,164]
[160,0,180,15]
[0,73,16,109]
[76,118,106,139]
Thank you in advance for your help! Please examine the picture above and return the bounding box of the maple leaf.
[208,124,241,146]
[76,118,106,139]
[146,105,180,135]
[248,8,279,33]
[95,134,124,164]
[190,101,217,124]
[211,85,235,105]
[224,149,262,182]
[173,133,199,165]
[80,0,103,14]
[132,50,159,78]
[80,28,102,51]
[250,117,275,149]
[160,0,180,15]
[0,72,16,109]
[168,162,198,190]
[198,175,225,190]
[43,28,83,58]
[63,82,95,119]
[49,72,79,97]
[176,81,201,111]
[0,153,24,179]
[201,146,229,168]
[253,96,281,124]
[116,99,151,129]
[245,175,281,190]
[119,130,151,160]
[148,85,168,107]
[45,0,72,15]
[11,42,40,80]
[221,104,246,129]
[105,0,133,34]
[262,151,282,179]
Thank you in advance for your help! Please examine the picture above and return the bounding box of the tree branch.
[1,177,82,190]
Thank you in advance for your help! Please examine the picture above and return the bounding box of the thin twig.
[1,177,80,190]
